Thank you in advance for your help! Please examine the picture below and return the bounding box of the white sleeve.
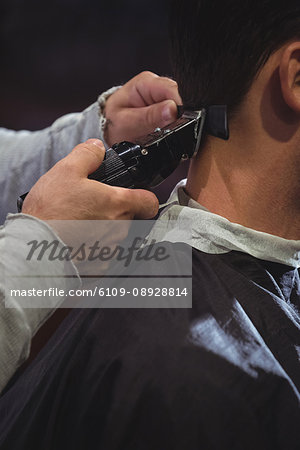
[0,86,123,392]
[0,86,121,224]
[0,214,80,393]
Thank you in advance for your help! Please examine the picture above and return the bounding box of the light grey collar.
[148,179,300,268]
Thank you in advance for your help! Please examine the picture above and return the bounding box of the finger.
[129,72,182,107]
[117,99,178,140]
[65,139,106,177]
[124,189,159,219]
[150,99,179,127]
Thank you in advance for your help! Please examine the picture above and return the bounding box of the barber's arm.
[0,71,180,223]
[0,138,159,393]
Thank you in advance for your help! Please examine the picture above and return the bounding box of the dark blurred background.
[0,0,188,200]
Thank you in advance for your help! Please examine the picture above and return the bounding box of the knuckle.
[145,105,156,125]
[116,188,136,214]
[55,158,72,173]
[111,188,128,210]
[161,76,178,86]
[139,70,158,79]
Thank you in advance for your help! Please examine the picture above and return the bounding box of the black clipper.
[17,105,229,212]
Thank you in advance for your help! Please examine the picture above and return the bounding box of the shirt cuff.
[97,85,122,148]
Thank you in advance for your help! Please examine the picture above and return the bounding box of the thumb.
[66,139,106,177]
[143,99,178,130]
[120,100,178,139]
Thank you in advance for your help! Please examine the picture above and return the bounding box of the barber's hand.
[104,71,182,147]
[22,139,159,221]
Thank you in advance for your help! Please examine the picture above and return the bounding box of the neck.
[186,117,300,240]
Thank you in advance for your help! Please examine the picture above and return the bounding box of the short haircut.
[170,0,300,115]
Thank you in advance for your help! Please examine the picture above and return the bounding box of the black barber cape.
[0,244,299,450]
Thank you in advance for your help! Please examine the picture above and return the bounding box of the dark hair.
[170,0,300,115]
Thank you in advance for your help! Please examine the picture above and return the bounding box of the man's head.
[170,0,300,117]
[169,0,300,239]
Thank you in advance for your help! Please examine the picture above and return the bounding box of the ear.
[279,42,300,113]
